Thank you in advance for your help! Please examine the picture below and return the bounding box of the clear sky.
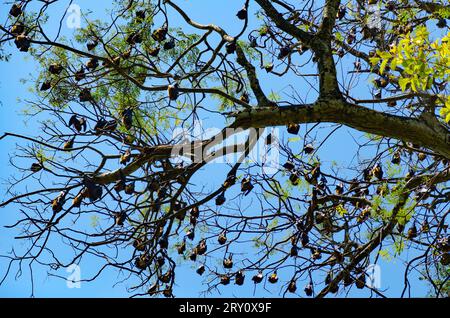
[0,0,431,298]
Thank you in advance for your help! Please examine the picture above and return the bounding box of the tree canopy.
[0,0,449,298]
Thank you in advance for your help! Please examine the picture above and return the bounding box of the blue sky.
[0,0,432,297]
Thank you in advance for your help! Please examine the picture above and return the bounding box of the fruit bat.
[74,67,85,81]
[68,115,87,132]
[337,5,346,20]
[11,23,24,36]
[240,92,250,104]
[86,40,98,51]
[148,282,158,295]
[148,47,160,57]
[15,34,30,52]
[290,245,298,257]
[264,63,274,73]
[236,7,247,20]
[225,41,236,54]
[167,83,179,101]
[304,283,313,296]
[218,231,227,245]
[241,178,254,195]
[268,272,278,284]
[375,76,389,88]
[114,212,126,226]
[127,32,143,45]
[288,280,297,293]
[196,265,205,275]
[133,238,146,251]
[371,163,383,180]
[304,143,314,154]
[289,173,299,186]
[134,254,149,270]
[63,137,75,150]
[163,38,175,50]
[235,271,245,286]
[177,239,186,254]
[120,149,131,165]
[186,228,195,240]
[79,88,93,102]
[437,18,447,29]
[159,236,169,249]
[51,191,67,213]
[152,23,168,42]
[86,57,99,70]
[162,286,172,298]
[49,63,63,75]
[252,272,263,284]
[407,224,417,239]
[191,206,200,218]
[135,10,145,20]
[121,108,133,130]
[40,81,51,91]
[278,45,291,59]
[216,193,226,206]
[355,273,366,289]
[335,182,344,195]
[196,239,207,255]
[113,178,126,193]
[30,162,42,172]
[220,275,230,285]
[283,160,295,171]
[391,151,401,164]
[9,3,22,17]
[287,123,300,135]
[223,255,233,269]
[189,249,197,261]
